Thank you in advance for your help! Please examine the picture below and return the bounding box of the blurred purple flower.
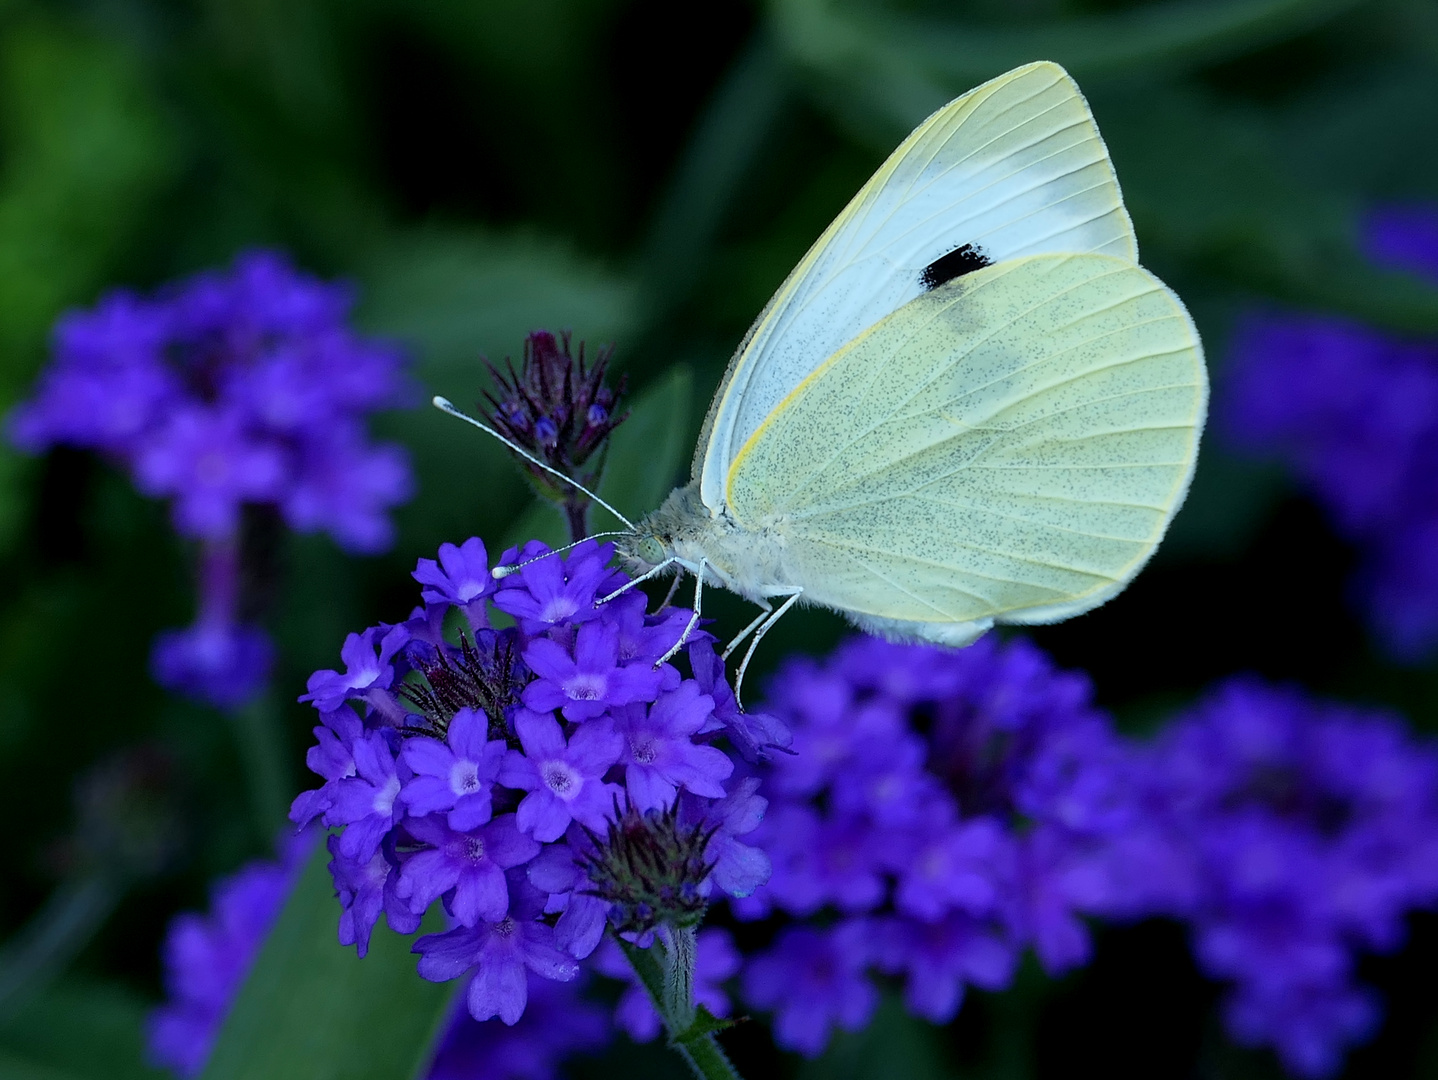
[743,923,877,1056]
[1222,205,1438,660]
[148,832,315,1077]
[737,635,1129,1052]
[1123,678,1438,1077]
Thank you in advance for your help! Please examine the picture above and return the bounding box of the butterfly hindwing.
[697,60,1139,511]
[724,253,1206,629]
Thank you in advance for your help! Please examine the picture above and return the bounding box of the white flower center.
[564,673,607,701]
[539,597,578,623]
[542,760,581,800]
[450,760,482,795]
[373,773,400,816]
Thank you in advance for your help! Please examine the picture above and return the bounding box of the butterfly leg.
[654,570,684,614]
[732,587,803,710]
[721,602,773,661]
[654,558,707,669]
[597,557,676,605]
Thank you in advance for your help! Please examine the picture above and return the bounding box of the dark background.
[1,0,1437,1077]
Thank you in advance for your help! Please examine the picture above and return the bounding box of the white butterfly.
[440,61,1208,705]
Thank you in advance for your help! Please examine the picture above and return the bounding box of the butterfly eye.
[637,536,666,565]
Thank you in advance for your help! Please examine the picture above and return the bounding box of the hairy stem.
[615,930,742,1080]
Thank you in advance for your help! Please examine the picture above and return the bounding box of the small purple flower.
[414,915,579,1025]
[499,711,623,841]
[397,815,540,926]
[614,682,729,810]
[743,922,877,1056]
[400,707,507,831]
[522,620,665,722]
[493,539,625,634]
[893,813,1011,922]
[329,837,420,958]
[134,406,286,538]
[688,639,791,762]
[424,976,610,1080]
[873,913,1016,1023]
[413,537,495,626]
[525,839,610,960]
[280,421,412,554]
[691,778,771,900]
[326,731,407,862]
[301,624,409,713]
[289,709,362,828]
[150,621,273,710]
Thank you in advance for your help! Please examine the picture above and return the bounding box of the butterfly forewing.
[723,253,1206,628]
[698,61,1139,510]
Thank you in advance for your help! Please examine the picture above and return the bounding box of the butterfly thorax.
[617,482,793,605]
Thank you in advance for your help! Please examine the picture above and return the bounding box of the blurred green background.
[1,0,1437,1077]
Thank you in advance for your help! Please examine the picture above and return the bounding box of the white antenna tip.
[432,395,453,410]
[492,565,519,579]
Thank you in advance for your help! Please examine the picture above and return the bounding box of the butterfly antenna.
[491,532,630,580]
[432,396,638,533]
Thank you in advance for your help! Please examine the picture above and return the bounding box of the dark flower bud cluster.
[483,330,628,539]
[289,535,779,1026]
[581,801,717,934]
[7,250,414,708]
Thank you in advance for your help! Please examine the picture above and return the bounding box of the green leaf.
[0,17,178,394]
[503,364,694,550]
[1095,84,1438,333]
[200,838,454,1080]
[0,977,165,1080]
[771,0,1369,125]
[798,994,953,1080]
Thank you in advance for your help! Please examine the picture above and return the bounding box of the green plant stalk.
[615,930,743,1080]
[229,693,291,842]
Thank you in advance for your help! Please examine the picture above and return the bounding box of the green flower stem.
[229,693,291,842]
[0,873,121,1021]
[615,929,743,1080]
[660,924,698,1031]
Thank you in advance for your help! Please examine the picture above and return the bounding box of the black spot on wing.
[920,243,991,290]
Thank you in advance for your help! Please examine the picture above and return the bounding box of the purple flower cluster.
[148,830,611,1080]
[735,635,1132,1055]
[149,831,315,1076]
[8,250,414,708]
[1120,678,1438,1078]
[1222,204,1438,660]
[9,249,413,550]
[290,536,774,1026]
